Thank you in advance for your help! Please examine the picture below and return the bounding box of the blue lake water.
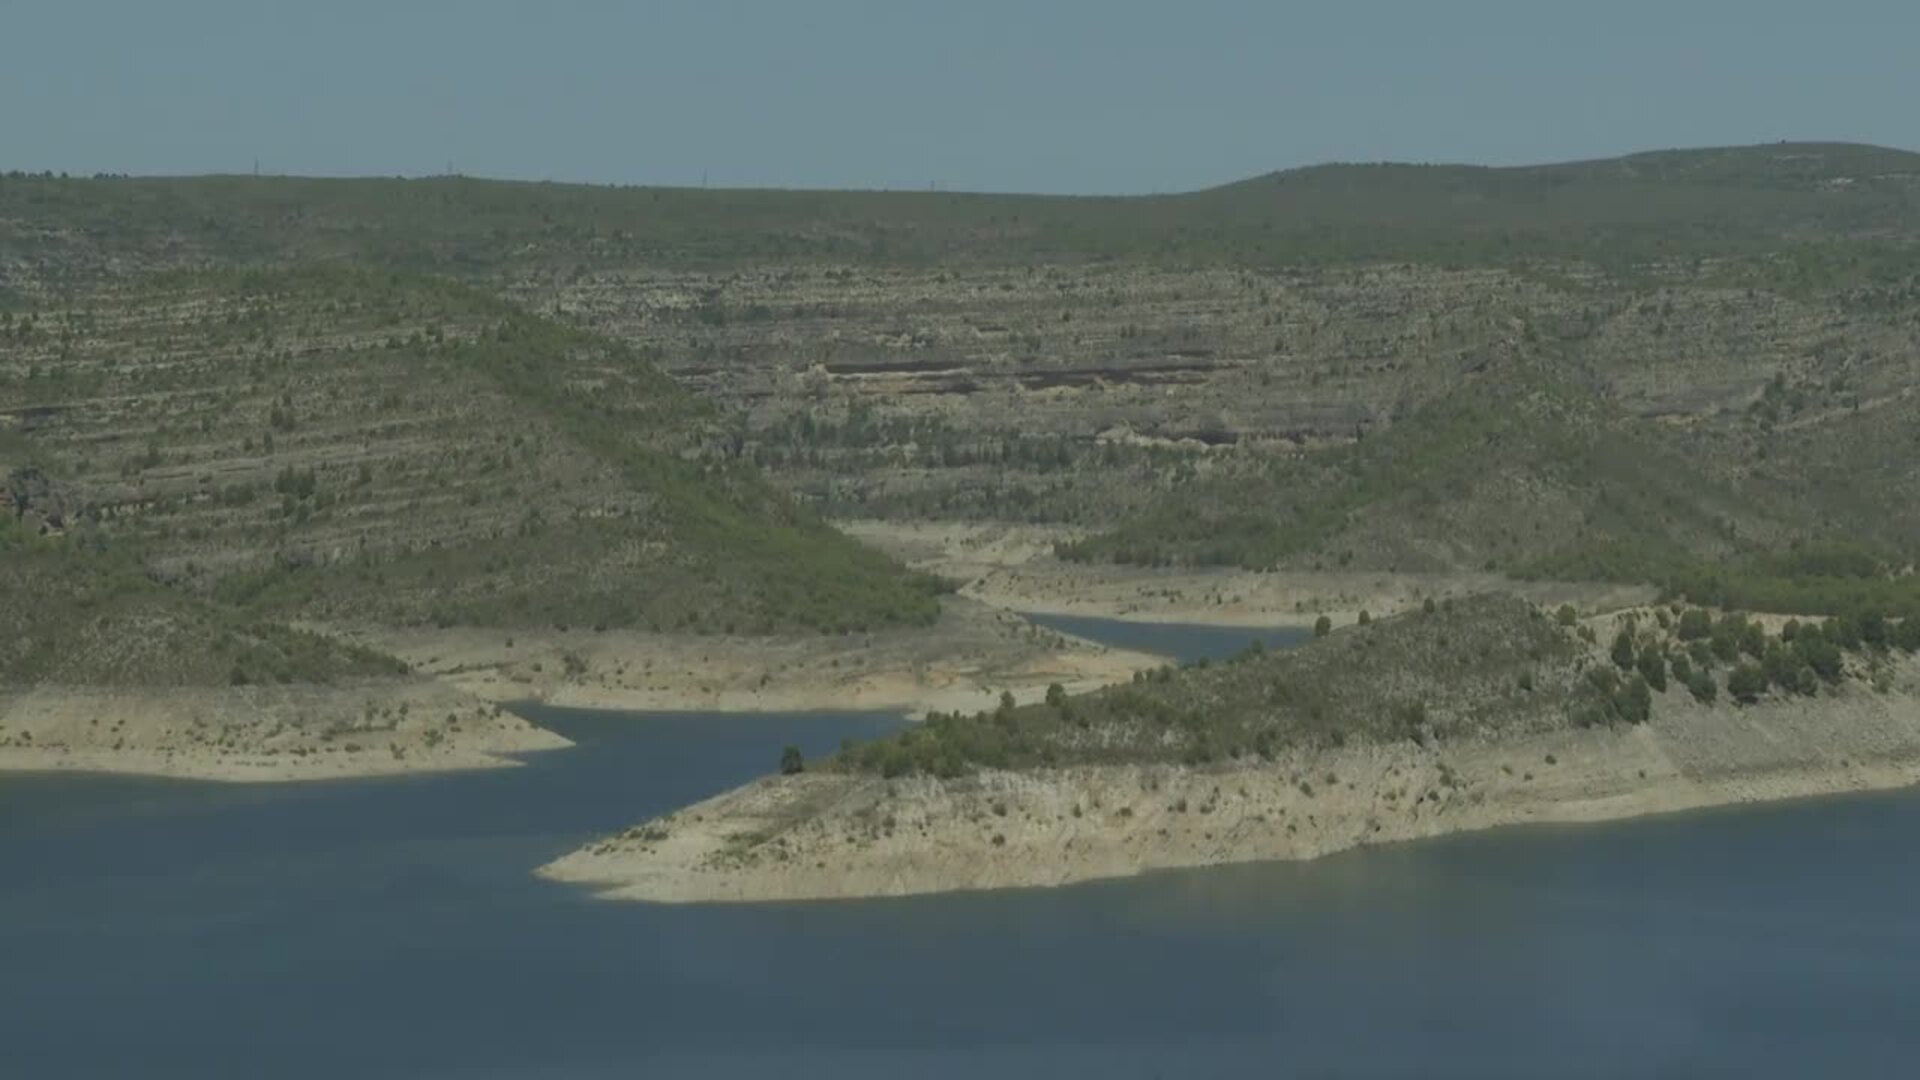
[3,618,1919,1078]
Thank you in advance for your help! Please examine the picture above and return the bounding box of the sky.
[3,0,1917,194]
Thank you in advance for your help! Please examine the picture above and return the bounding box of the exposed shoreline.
[0,598,1159,784]
[0,681,571,784]
[839,520,1658,629]
[540,665,1920,904]
[339,597,1166,720]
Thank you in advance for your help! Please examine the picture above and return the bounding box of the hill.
[543,594,1920,902]
[0,518,400,687]
[0,517,569,780]
[1,267,943,635]
[5,142,1919,297]
[1055,341,1920,618]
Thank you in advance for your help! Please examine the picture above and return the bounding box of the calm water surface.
[3,620,1917,1078]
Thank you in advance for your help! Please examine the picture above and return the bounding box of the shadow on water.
[3,657,1920,1075]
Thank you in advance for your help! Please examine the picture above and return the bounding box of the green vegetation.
[1,268,942,639]
[0,519,403,686]
[7,143,1920,276]
[837,595,1584,776]
[834,596,1912,779]
[11,141,1920,690]
[1060,352,1920,622]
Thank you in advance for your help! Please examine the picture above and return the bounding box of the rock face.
[518,258,1920,544]
[542,655,1920,903]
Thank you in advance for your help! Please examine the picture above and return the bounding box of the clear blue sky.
[4,0,1915,194]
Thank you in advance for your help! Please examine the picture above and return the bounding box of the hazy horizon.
[6,0,1920,195]
[16,136,1920,197]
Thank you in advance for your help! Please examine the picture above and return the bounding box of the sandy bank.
[0,597,1160,784]
[339,598,1164,718]
[0,680,570,783]
[840,519,1656,628]
[542,663,1920,903]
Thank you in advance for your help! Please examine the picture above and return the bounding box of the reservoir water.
[3,615,1918,1078]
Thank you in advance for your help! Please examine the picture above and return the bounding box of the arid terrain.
[548,601,1920,902]
[4,142,1919,813]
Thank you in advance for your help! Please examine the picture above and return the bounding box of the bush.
[1636,645,1668,693]
[779,745,805,775]
[1357,610,1372,626]
[1314,615,1332,638]
[1555,604,1578,627]
[1611,628,1638,670]
[1686,668,1718,704]
[1897,617,1920,654]
[1793,631,1844,684]
[1676,608,1713,640]
[1614,675,1653,724]
[1045,682,1068,708]
[1727,662,1767,705]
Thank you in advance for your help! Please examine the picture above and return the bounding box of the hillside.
[1,268,942,635]
[1056,348,1920,617]
[8,145,1920,564]
[0,517,568,779]
[545,594,1920,902]
[0,518,400,687]
[5,143,1919,292]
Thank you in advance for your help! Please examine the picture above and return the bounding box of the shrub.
[1636,645,1668,693]
[1793,632,1844,684]
[1860,611,1890,650]
[1686,668,1718,704]
[1614,675,1653,724]
[1314,615,1332,638]
[1045,682,1067,708]
[1676,608,1713,640]
[1727,662,1767,705]
[1555,604,1578,627]
[779,745,805,775]
[1611,628,1638,670]
[1357,610,1372,626]
[1897,617,1920,654]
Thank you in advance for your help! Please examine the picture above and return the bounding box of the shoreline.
[338,597,1167,720]
[0,599,1157,784]
[540,672,1920,904]
[0,681,571,784]
[838,519,1659,630]
[0,743,563,784]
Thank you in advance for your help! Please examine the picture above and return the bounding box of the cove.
[1,619,1917,1077]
